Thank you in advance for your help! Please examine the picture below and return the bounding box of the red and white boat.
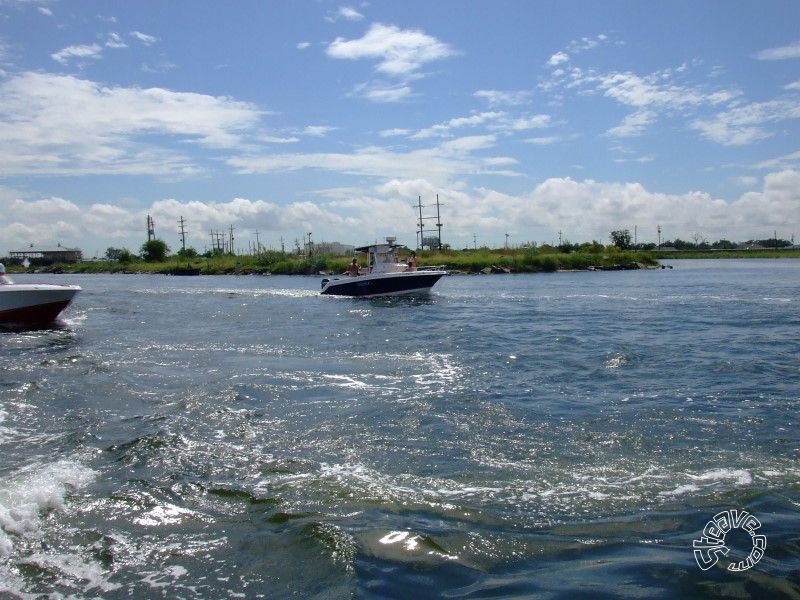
[0,265,81,325]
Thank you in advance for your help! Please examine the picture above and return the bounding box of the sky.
[1,0,799,257]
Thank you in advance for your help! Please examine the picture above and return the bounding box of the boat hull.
[321,271,445,297]
[0,284,81,325]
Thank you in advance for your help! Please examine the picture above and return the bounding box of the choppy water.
[1,259,799,599]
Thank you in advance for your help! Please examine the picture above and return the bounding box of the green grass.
[7,245,798,277]
[5,247,659,275]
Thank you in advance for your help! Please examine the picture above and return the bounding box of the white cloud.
[753,150,800,171]
[0,72,264,177]
[411,111,504,139]
[0,194,350,252]
[612,154,655,164]
[352,81,413,103]
[524,136,561,145]
[474,89,532,107]
[755,40,800,61]
[3,196,127,251]
[130,31,158,46]
[4,169,798,253]
[547,51,569,67]
[38,6,53,17]
[296,42,311,50]
[502,174,799,243]
[407,111,550,140]
[731,170,800,232]
[227,134,502,188]
[302,125,337,137]
[51,44,103,65]
[326,23,455,78]
[567,34,608,53]
[379,128,411,138]
[733,175,758,187]
[594,71,709,109]
[106,33,127,49]
[151,196,356,249]
[607,109,656,137]
[328,6,364,22]
[260,135,300,144]
[691,99,800,146]
[541,54,751,142]
[141,61,178,74]
[507,114,551,131]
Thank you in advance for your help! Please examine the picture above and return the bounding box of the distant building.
[314,242,355,256]
[9,246,83,264]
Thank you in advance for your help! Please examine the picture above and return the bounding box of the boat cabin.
[355,239,412,274]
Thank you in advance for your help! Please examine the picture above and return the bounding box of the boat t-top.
[320,238,446,297]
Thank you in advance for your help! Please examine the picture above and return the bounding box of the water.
[1,259,798,598]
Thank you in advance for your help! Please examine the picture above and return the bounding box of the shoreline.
[4,249,798,277]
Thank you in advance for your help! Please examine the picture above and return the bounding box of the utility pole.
[147,215,155,241]
[178,216,187,253]
[416,196,425,250]
[657,225,661,250]
[435,194,443,250]
[415,195,445,250]
[210,229,225,253]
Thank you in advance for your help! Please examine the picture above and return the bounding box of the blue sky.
[1,0,799,256]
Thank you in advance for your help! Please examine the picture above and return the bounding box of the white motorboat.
[320,239,446,297]
[0,265,81,325]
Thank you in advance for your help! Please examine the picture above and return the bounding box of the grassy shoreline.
[5,248,658,276]
[5,247,797,276]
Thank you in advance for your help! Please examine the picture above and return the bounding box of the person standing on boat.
[0,264,12,285]
[346,258,360,276]
[406,252,417,271]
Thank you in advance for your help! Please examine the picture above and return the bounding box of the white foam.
[659,484,700,497]
[691,468,753,486]
[19,552,121,594]
[0,459,95,557]
[133,503,201,527]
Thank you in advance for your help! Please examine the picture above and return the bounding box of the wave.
[0,458,95,557]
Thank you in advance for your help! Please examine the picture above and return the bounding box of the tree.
[579,241,604,254]
[610,229,632,250]
[140,239,169,262]
[106,247,134,263]
[105,247,124,261]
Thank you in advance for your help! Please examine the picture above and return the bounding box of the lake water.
[1,259,798,598]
